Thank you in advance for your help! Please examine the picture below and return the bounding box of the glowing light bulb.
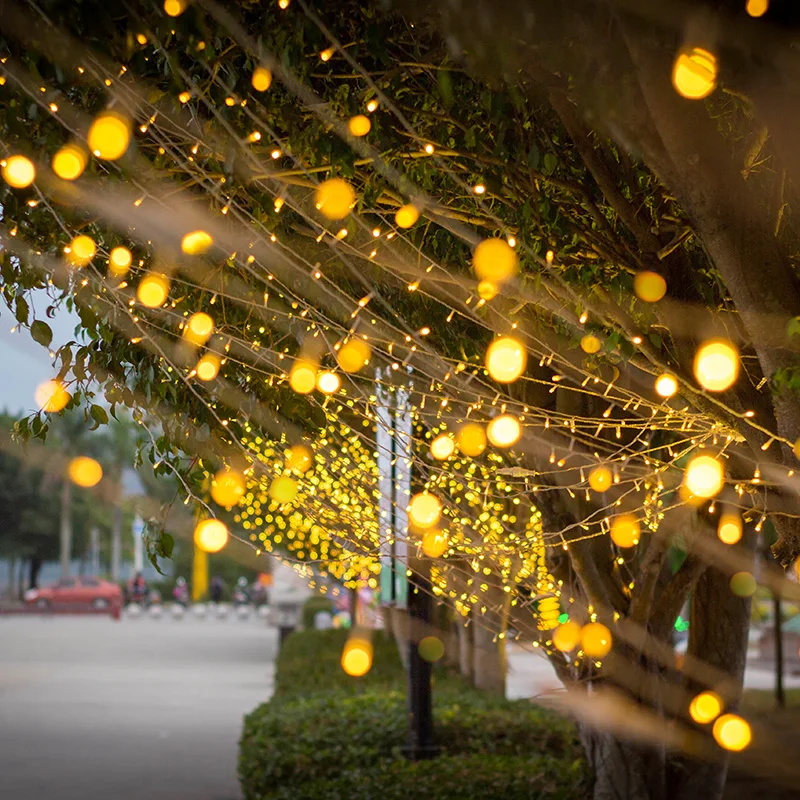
[164,0,187,16]
[269,474,298,503]
[610,514,640,548]
[195,353,220,381]
[581,622,612,658]
[194,519,228,553]
[672,46,717,100]
[718,514,742,545]
[181,230,213,255]
[341,638,373,676]
[395,204,419,228]
[210,468,245,507]
[456,422,486,457]
[684,453,724,498]
[580,334,602,354]
[430,434,455,461]
[421,529,448,558]
[285,445,313,473]
[746,0,769,17]
[634,271,667,302]
[88,111,131,160]
[348,115,371,137]
[730,571,757,597]
[108,246,132,276]
[408,491,442,530]
[251,66,272,92]
[137,273,170,307]
[315,178,355,220]
[66,235,96,268]
[712,714,751,752]
[588,466,612,493]
[289,360,317,394]
[473,238,518,283]
[337,339,370,373]
[316,370,341,394]
[35,380,71,412]
[689,691,723,724]
[655,373,678,398]
[477,281,497,301]
[553,620,582,652]
[487,415,521,448]
[366,99,378,112]
[694,339,739,392]
[418,636,445,663]
[184,312,214,346]
[67,456,103,488]
[2,155,35,188]
[52,144,87,180]
[485,336,527,383]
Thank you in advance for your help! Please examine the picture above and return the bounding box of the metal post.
[403,559,438,760]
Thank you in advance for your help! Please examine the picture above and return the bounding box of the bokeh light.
[694,340,739,392]
[712,714,751,751]
[88,111,131,160]
[35,380,70,412]
[194,519,229,553]
[315,178,355,220]
[421,529,448,558]
[285,445,313,473]
[348,115,371,137]
[395,204,419,228]
[430,434,455,460]
[269,475,298,504]
[718,514,742,545]
[181,230,213,255]
[2,155,35,188]
[456,423,486,457]
[316,370,341,394]
[588,466,612,493]
[137,273,170,308]
[183,312,214,346]
[634,270,667,302]
[67,456,103,488]
[485,336,527,383]
[477,281,497,301]
[730,571,757,598]
[337,339,370,373]
[341,638,373,676]
[52,144,87,180]
[66,235,96,268]
[418,636,445,663]
[210,468,245,507]
[251,66,272,91]
[289,360,317,394]
[553,620,582,652]
[581,622,612,658]
[473,238,518,283]
[408,491,442,530]
[689,691,723,724]
[684,453,724,498]
[610,514,640,548]
[195,353,221,381]
[487,415,521,448]
[655,373,678,398]
[108,246,133,276]
[580,334,602,354]
[672,47,718,100]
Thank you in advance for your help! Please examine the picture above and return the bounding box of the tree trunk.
[773,590,785,708]
[59,479,72,578]
[457,610,474,679]
[111,503,122,582]
[28,556,42,590]
[472,581,510,696]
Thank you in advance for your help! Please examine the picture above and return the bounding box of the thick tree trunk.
[457,611,474,679]
[28,556,42,590]
[59,479,72,578]
[472,581,510,695]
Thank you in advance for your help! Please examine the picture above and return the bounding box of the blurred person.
[209,575,225,604]
[172,576,189,607]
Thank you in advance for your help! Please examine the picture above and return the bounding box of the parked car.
[24,577,122,619]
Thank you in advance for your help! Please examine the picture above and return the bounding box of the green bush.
[240,629,587,799]
[300,595,334,630]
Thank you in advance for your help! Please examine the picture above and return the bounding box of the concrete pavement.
[0,615,276,800]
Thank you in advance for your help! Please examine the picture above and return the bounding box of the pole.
[132,515,144,574]
[90,527,100,577]
[403,558,437,760]
[349,585,359,627]
[59,479,72,578]
[773,590,785,708]
[111,497,122,582]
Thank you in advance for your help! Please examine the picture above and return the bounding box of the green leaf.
[161,532,175,558]
[542,153,558,176]
[30,320,53,348]
[90,404,109,426]
[15,296,29,324]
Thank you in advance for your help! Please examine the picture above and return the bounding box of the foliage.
[239,630,586,800]
[300,594,334,630]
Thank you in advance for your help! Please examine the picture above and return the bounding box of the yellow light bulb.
[552,620,582,652]
[341,638,373,676]
[184,312,214,346]
[456,422,486,457]
[2,155,35,188]
[337,339,370,373]
[673,47,718,100]
[718,514,742,545]
[421,529,448,558]
[66,235,96,268]
[588,466,612,493]
[195,353,220,381]
[52,144,87,180]
[430,434,455,461]
[194,519,229,553]
[655,373,678,398]
[315,178,355,220]
[290,360,317,394]
[316,370,341,394]
[634,271,667,302]
[487,415,521,448]
[473,238,518,283]
[581,622,612,658]
[164,0,187,17]
[137,273,170,308]
[88,112,131,160]
[408,491,442,530]
[694,339,739,392]
[108,246,132,276]
[477,281,498,301]
[485,336,527,383]
[35,379,71,412]
[689,691,723,724]
[684,453,724,499]
[251,66,272,92]
[712,714,751,752]
[285,445,313,473]
[348,115,371,137]
[580,334,602,354]
[395,204,419,229]
[181,230,213,255]
[269,474,298,504]
[67,456,103,488]
[746,0,769,17]
[210,468,245,507]
[610,514,640,548]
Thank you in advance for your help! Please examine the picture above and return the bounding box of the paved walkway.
[0,615,276,800]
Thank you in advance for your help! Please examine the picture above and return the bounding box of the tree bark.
[59,479,72,578]
[111,502,122,582]
[457,610,474,679]
[471,580,510,696]
[28,556,42,590]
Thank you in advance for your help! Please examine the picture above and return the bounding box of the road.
[0,613,276,800]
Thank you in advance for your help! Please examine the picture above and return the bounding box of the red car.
[24,577,122,619]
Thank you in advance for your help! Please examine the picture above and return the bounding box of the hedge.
[300,595,334,630]
[239,629,588,799]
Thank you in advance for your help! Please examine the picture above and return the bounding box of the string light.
[473,238,518,283]
[347,115,371,136]
[195,353,220,381]
[694,340,739,392]
[2,155,35,188]
[485,336,527,383]
[137,273,170,307]
[52,144,87,180]
[87,111,131,160]
[684,453,724,498]
[315,178,355,220]
[394,204,419,229]
[486,415,522,448]
[194,519,229,553]
[672,47,718,100]
[67,456,103,488]
[689,691,723,724]
[35,380,70,412]
[184,312,214,346]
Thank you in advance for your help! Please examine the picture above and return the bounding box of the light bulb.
[694,339,738,392]
[315,178,355,220]
[67,456,103,488]
[184,312,214,346]
[473,238,518,283]
[2,155,35,188]
[52,144,87,180]
[430,434,455,460]
[210,468,245,507]
[684,453,724,498]
[672,47,717,100]
[348,115,371,137]
[194,519,228,553]
[456,423,486,457]
[485,336,527,383]
[88,112,131,160]
[487,415,521,448]
[395,204,419,228]
[408,491,442,530]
